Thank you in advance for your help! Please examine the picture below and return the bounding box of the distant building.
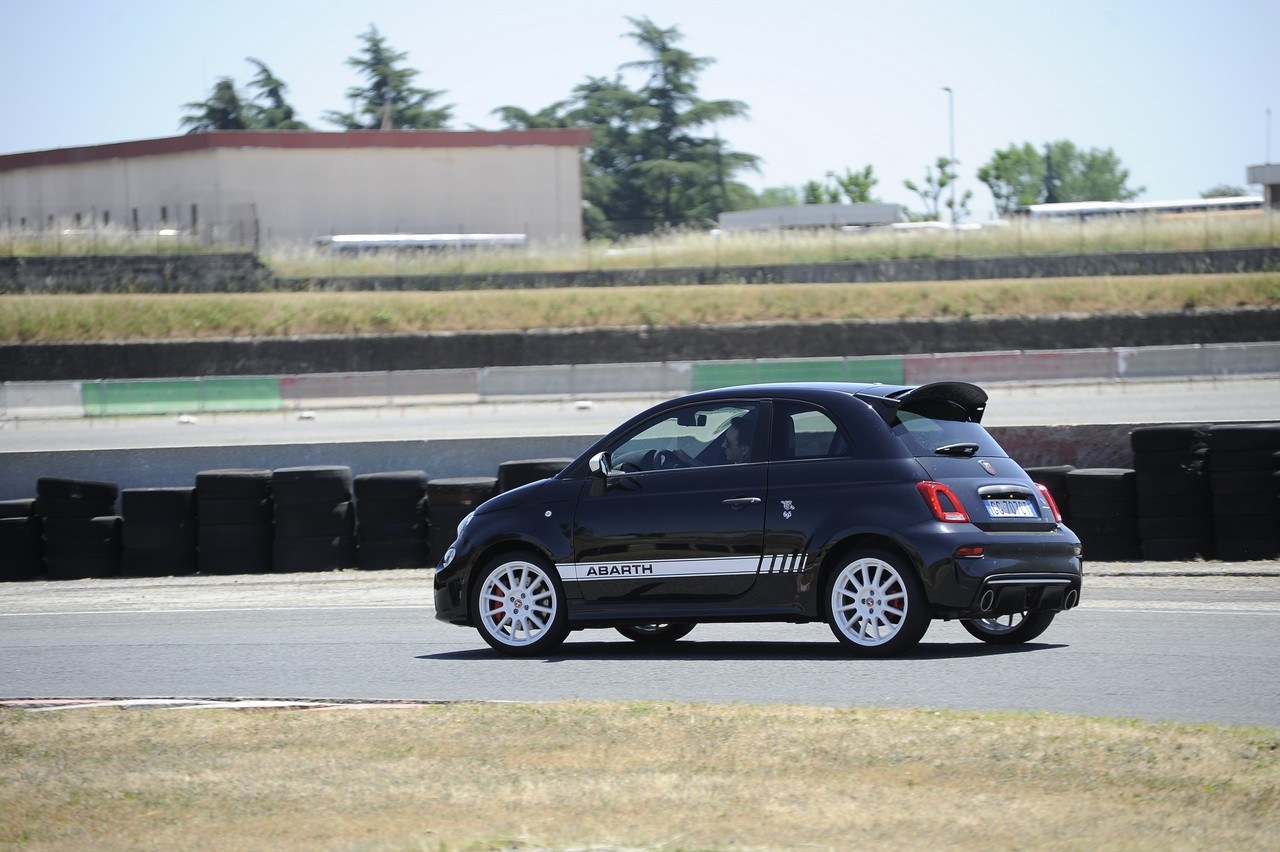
[1247,163,1280,210]
[0,129,593,248]
[717,203,902,233]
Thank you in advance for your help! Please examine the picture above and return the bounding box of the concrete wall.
[0,423,1196,503]
[4,307,1277,382]
[0,253,269,294]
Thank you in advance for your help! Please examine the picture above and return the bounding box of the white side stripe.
[559,555,762,582]
[559,553,811,582]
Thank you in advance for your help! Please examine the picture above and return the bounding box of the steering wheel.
[654,449,683,469]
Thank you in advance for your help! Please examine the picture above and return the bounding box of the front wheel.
[615,623,696,644]
[826,548,930,656]
[961,611,1056,644]
[472,552,569,656]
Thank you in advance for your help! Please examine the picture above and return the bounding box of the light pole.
[942,86,956,224]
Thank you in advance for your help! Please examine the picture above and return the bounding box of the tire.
[825,548,929,656]
[272,534,356,573]
[197,497,273,526]
[615,623,696,643]
[271,466,353,505]
[471,552,569,656]
[961,611,1057,644]
[37,476,119,503]
[353,471,428,501]
[273,501,355,538]
[196,469,272,500]
[0,499,37,520]
[497,458,572,493]
[122,487,195,521]
[1129,424,1210,454]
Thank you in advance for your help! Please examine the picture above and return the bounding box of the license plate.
[985,498,1036,518]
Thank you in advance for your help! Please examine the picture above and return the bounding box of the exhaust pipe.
[1064,589,1079,610]
[979,589,996,611]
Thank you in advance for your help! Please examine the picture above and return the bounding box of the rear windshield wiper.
[934,442,980,457]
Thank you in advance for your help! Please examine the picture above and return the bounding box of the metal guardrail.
[2,342,1278,421]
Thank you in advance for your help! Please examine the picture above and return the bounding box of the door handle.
[722,496,762,509]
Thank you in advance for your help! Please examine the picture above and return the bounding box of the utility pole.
[943,87,956,224]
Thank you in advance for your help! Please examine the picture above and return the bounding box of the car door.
[569,400,769,602]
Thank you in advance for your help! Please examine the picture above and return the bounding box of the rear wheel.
[615,623,696,643]
[826,548,929,656]
[472,552,568,656]
[961,611,1056,644]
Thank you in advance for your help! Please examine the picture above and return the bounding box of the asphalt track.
[3,376,1279,452]
[1,565,1278,725]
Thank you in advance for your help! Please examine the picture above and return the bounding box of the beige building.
[0,129,592,248]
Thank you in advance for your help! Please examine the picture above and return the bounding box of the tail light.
[1035,483,1063,523]
[916,481,970,523]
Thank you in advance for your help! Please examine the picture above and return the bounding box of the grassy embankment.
[2,273,1277,343]
[2,702,1277,849]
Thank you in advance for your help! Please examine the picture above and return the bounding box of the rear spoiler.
[855,381,989,424]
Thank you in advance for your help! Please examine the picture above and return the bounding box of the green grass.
[2,273,1277,343]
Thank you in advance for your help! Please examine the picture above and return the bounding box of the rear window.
[890,401,1006,459]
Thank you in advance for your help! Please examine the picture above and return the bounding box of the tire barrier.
[426,476,498,566]
[1208,424,1280,561]
[121,487,197,577]
[1064,469,1142,562]
[0,498,42,581]
[3,427,1278,581]
[497,458,573,494]
[354,471,429,570]
[271,466,355,573]
[35,477,121,580]
[196,469,274,575]
[1132,425,1215,562]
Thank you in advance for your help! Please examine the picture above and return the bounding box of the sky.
[2,0,1276,220]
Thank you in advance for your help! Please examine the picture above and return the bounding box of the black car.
[434,382,1083,656]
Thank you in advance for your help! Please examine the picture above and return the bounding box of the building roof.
[0,129,594,172]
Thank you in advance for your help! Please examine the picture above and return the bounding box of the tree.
[1202,184,1248,198]
[324,25,452,130]
[245,58,309,130]
[978,140,1143,211]
[904,157,969,221]
[180,61,309,132]
[181,78,252,133]
[977,143,1043,214]
[618,16,759,228]
[495,18,759,236]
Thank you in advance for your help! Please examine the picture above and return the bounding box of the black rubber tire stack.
[0,499,43,581]
[1207,423,1280,561]
[35,477,121,580]
[497,458,573,493]
[1065,468,1141,562]
[354,471,430,570]
[121,487,198,577]
[195,469,274,575]
[1131,424,1214,561]
[426,476,498,565]
[1023,465,1075,526]
[271,466,356,573]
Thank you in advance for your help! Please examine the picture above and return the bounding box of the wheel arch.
[815,533,926,622]
[463,537,561,625]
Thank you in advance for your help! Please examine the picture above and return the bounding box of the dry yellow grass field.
[3,702,1277,850]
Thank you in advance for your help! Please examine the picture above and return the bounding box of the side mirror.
[588,451,613,478]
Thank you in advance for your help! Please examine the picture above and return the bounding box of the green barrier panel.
[692,358,904,391]
[81,378,283,416]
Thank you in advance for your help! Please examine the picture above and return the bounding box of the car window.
[773,402,851,460]
[891,401,1006,458]
[610,402,762,470]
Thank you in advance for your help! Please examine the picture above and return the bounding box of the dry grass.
[2,702,1277,850]
[2,273,1278,343]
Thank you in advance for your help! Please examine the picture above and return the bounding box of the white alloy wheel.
[474,554,568,655]
[827,549,929,656]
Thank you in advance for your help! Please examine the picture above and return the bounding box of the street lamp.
[942,87,956,224]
